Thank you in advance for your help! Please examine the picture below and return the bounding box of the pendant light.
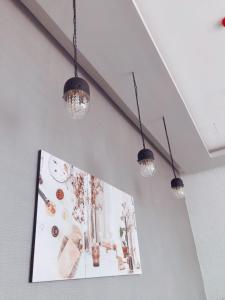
[63,0,90,119]
[162,116,185,199]
[132,72,155,177]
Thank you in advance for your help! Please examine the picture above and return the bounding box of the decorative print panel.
[30,150,142,282]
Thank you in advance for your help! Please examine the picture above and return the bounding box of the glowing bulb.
[139,158,155,177]
[171,177,185,199]
[137,148,155,177]
[63,77,90,120]
[172,186,185,199]
[64,89,90,119]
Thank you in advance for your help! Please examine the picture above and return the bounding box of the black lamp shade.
[171,177,184,189]
[63,77,90,98]
[137,148,154,162]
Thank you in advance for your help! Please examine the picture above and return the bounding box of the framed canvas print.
[30,150,142,282]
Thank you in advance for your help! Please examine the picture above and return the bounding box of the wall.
[0,1,206,299]
[185,166,225,300]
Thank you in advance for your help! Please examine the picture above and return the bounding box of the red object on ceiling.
[221,18,225,27]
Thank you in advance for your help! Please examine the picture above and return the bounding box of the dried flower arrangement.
[72,172,85,224]
[73,173,85,204]
[90,175,103,207]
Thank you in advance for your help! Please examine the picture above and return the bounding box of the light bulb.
[63,77,90,120]
[139,159,155,177]
[137,148,155,177]
[171,177,185,199]
[64,89,90,119]
[172,186,185,199]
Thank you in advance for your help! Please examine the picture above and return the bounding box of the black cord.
[163,116,176,178]
[73,0,78,77]
[132,72,145,149]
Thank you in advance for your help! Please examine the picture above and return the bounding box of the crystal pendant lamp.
[132,72,155,177]
[63,0,90,119]
[162,116,185,199]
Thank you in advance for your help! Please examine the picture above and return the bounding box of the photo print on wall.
[30,150,142,282]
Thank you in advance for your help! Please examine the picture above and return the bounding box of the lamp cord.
[73,0,78,77]
[163,116,176,178]
[132,72,145,149]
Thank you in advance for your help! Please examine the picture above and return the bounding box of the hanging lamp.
[132,72,155,177]
[162,116,185,199]
[63,0,90,119]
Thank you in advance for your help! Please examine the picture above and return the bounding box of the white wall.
[0,1,206,299]
[185,167,225,300]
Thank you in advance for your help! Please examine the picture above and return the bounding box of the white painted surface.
[134,0,225,154]
[185,167,225,300]
[0,1,205,299]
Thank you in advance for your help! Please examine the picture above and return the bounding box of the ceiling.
[20,0,225,174]
[133,0,225,155]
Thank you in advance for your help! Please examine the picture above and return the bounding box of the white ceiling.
[133,0,225,155]
[20,0,225,174]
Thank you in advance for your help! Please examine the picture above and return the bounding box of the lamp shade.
[171,177,185,199]
[137,148,155,177]
[63,77,90,119]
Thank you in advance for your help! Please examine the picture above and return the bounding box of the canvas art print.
[30,150,142,282]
